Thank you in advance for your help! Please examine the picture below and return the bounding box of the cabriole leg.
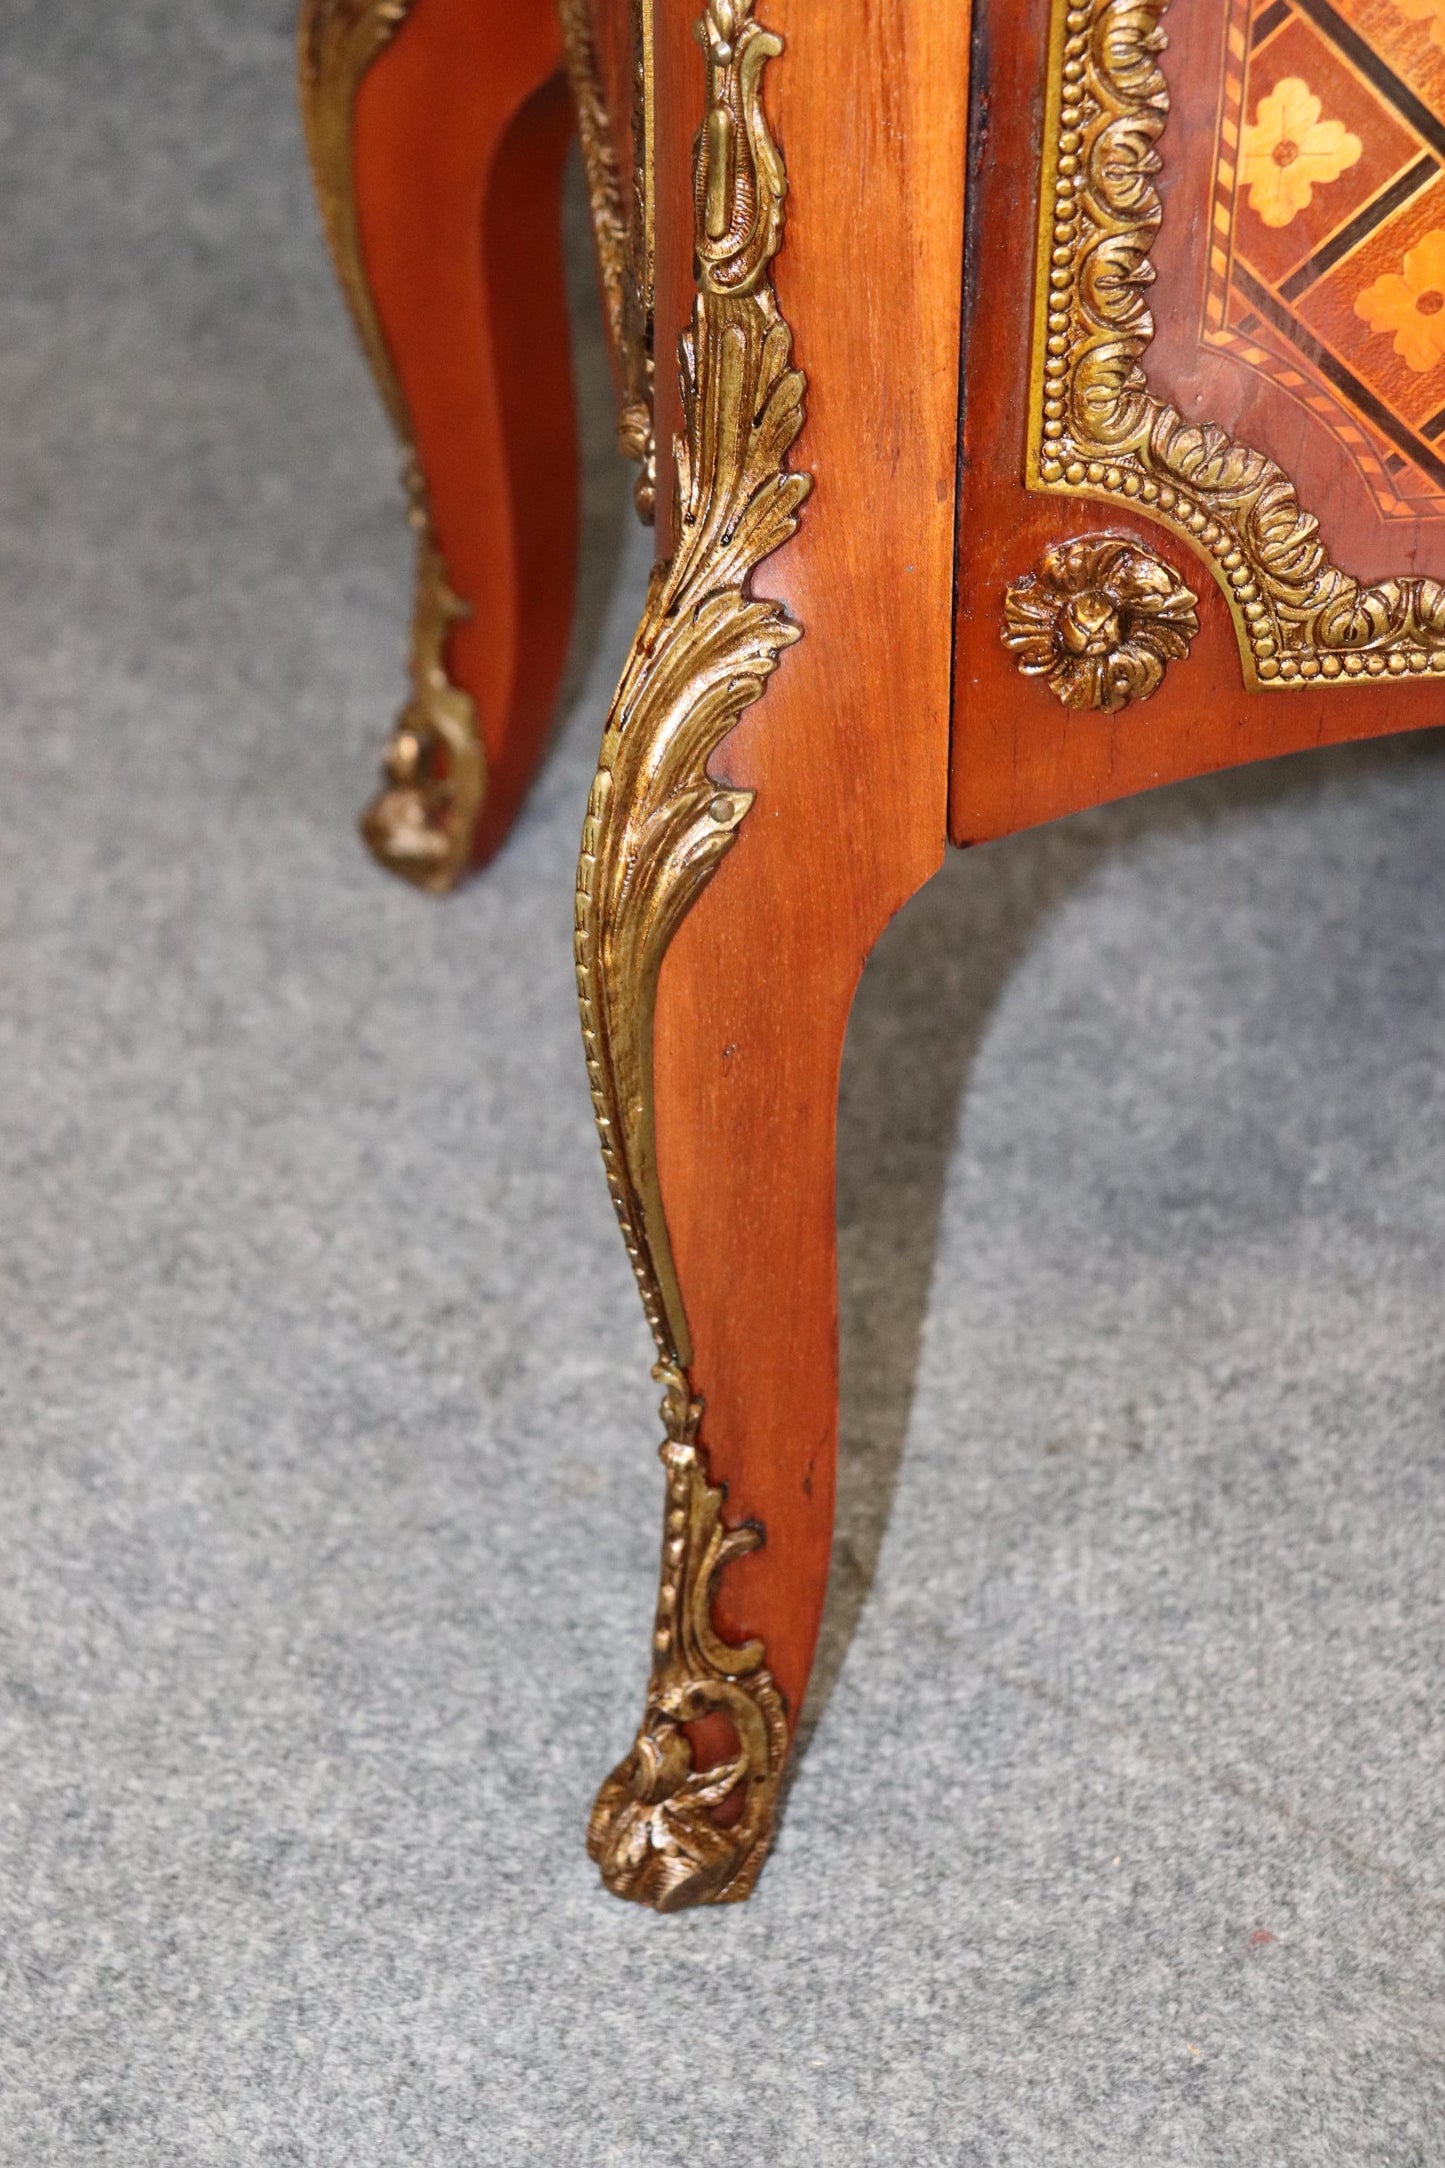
[577,0,967,1907]
[299,0,578,890]
[573,0,811,1906]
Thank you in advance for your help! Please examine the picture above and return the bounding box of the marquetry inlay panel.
[1027,0,1445,690]
[1207,0,1445,522]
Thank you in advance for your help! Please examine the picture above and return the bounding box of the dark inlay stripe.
[1233,262,1445,491]
[1279,155,1438,302]
[1421,404,1445,440]
[1253,0,1291,47]
[1293,0,1445,162]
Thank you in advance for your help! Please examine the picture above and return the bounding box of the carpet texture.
[2,6,1442,2162]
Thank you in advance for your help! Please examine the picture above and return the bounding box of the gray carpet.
[2,6,1442,2162]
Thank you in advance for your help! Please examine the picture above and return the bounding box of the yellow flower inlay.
[1395,0,1445,54]
[1356,228,1445,372]
[1241,77,1363,228]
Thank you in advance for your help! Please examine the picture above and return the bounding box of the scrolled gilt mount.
[586,1365,788,1911]
[1029,0,1445,690]
[576,0,809,1912]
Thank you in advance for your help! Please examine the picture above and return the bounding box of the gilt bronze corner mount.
[576,0,809,1910]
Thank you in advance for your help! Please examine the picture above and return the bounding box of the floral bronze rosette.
[1003,535,1201,714]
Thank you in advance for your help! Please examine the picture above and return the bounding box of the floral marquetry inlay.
[1397,0,1445,55]
[1356,227,1445,370]
[1206,0,1445,524]
[1241,78,1362,229]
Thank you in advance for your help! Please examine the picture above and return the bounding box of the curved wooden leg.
[587,853,893,1910]
[578,0,968,1908]
[299,0,578,892]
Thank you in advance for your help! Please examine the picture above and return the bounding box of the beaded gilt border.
[1029,0,1445,689]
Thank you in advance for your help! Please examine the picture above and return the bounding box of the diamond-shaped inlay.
[1207,0,1445,519]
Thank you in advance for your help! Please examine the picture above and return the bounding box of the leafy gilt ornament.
[586,1367,788,1911]
[575,0,809,1911]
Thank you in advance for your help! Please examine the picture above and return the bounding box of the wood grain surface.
[646,0,969,1732]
